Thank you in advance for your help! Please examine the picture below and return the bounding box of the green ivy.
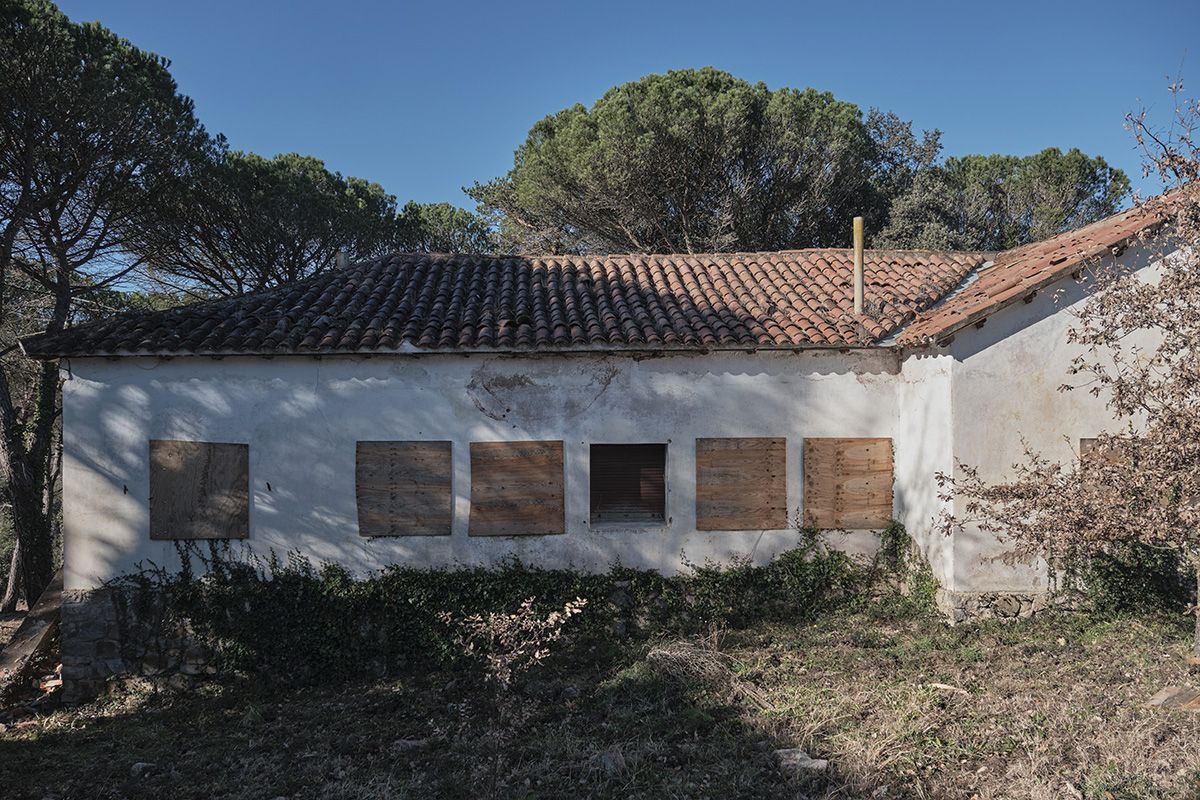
[107,527,915,687]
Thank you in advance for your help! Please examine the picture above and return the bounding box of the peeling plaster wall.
[62,348,911,590]
[944,242,1171,593]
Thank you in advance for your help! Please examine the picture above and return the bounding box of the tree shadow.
[0,622,897,800]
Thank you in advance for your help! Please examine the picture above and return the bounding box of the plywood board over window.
[695,438,787,530]
[356,441,452,537]
[803,437,893,530]
[470,441,565,536]
[1080,437,1129,464]
[149,439,249,540]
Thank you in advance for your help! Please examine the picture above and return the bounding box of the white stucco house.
[19,200,1174,695]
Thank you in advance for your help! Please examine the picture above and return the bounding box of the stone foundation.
[935,588,1054,625]
[61,588,128,704]
[61,586,214,704]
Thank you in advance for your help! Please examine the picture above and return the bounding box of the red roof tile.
[897,202,1170,346]
[21,250,984,358]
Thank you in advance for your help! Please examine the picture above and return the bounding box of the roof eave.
[895,218,1170,348]
[24,341,897,361]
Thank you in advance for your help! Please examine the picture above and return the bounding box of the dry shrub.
[938,85,1200,656]
[440,595,587,689]
[647,631,774,712]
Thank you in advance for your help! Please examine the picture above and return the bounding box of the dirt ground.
[1,603,1198,799]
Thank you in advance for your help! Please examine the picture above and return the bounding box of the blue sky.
[60,0,1199,207]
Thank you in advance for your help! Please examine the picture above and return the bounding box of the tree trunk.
[0,262,68,608]
[0,366,57,607]
[1,540,20,613]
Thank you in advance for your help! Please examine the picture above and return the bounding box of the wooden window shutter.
[589,444,667,524]
[803,437,893,529]
[1080,437,1129,465]
[469,441,565,536]
[149,439,249,540]
[356,441,452,537]
[695,438,786,530]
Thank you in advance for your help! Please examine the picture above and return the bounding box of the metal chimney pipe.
[853,216,864,315]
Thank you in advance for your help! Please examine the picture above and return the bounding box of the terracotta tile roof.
[897,201,1170,346]
[21,250,985,358]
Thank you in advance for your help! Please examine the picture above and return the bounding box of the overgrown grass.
[3,527,1199,798]
[109,529,869,685]
[2,602,1198,799]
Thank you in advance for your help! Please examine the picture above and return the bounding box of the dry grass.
[2,604,1199,799]
[739,613,1200,799]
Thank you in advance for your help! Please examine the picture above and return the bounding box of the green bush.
[108,530,877,686]
[1070,543,1193,615]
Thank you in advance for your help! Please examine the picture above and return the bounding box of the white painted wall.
[61,348,905,591]
[943,241,1171,592]
[894,352,955,584]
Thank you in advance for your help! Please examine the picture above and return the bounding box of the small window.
[590,444,667,524]
[149,439,249,540]
[1080,437,1128,464]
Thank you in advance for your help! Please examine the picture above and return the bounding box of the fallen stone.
[129,762,156,778]
[393,738,429,751]
[774,748,828,773]
[601,746,627,776]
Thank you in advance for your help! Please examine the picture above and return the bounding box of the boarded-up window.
[590,444,667,524]
[470,441,564,536]
[803,438,893,529]
[1080,437,1129,464]
[356,441,452,537]
[149,439,249,540]
[695,438,786,530]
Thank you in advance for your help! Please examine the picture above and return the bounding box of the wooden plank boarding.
[0,569,62,703]
[356,441,452,536]
[1080,437,1128,464]
[149,440,249,539]
[470,441,565,536]
[695,437,786,530]
[803,437,893,529]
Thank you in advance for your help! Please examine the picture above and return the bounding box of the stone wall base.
[61,588,127,704]
[935,588,1054,625]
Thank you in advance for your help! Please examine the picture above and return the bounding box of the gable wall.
[943,240,1172,593]
[61,347,920,591]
